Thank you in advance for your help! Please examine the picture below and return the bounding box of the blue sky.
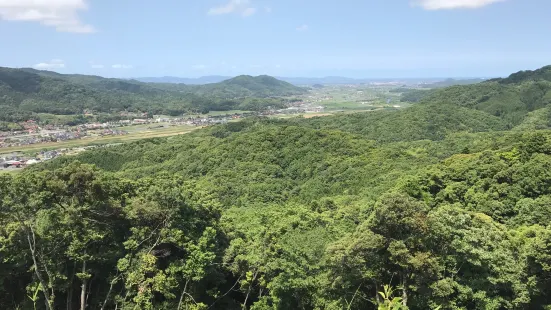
[0,0,550,78]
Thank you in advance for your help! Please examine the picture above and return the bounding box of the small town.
[0,102,328,171]
[0,102,326,150]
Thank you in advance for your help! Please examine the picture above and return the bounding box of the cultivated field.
[0,125,197,154]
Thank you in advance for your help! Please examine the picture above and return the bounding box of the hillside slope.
[296,102,507,142]
[188,75,307,97]
[493,65,551,84]
[12,65,551,310]
[419,66,551,125]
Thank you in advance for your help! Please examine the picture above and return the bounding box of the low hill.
[493,65,551,84]
[420,78,485,88]
[191,75,307,97]
[296,102,507,142]
[0,67,304,121]
[136,75,231,84]
[417,65,551,126]
[422,80,551,125]
[0,67,185,119]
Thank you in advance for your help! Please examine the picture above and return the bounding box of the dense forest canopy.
[4,65,551,309]
[0,67,306,121]
[399,67,551,127]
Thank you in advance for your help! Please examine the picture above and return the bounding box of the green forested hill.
[297,102,508,142]
[0,67,305,121]
[421,80,551,124]
[398,67,551,127]
[413,66,551,126]
[192,75,308,97]
[15,114,551,309]
[493,65,551,84]
[5,66,551,310]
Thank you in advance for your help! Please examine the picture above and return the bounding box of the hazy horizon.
[1,0,550,78]
[8,66,498,81]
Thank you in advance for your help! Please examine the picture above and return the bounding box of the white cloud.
[0,0,95,33]
[413,0,506,10]
[192,64,207,70]
[33,59,65,69]
[265,7,272,13]
[242,7,256,16]
[296,24,309,31]
[207,0,257,17]
[112,64,133,69]
[275,64,281,68]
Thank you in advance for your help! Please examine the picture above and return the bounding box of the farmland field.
[0,124,197,154]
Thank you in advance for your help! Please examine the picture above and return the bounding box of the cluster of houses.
[159,113,253,127]
[1,103,328,150]
[0,150,59,169]
[0,131,85,148]
[0,124,129,149]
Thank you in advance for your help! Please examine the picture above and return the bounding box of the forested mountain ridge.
[421,79,551,125]
[15,117,551,309]
[206,75,308,97]
[395,66,551,126]
[136,75,232,84]
[0,67,305,121]
[395,66,551,127]
[298,102,508,142]
[150,75,307,97]
[492,65,551,84]
[15,68,306,97]
[5,66,551,309]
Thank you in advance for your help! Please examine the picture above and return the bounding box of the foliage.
[6,65,551,309]
[399,89,436,103]
[373,285,408,310]
[297,102,507,142]
[421,79,551,126]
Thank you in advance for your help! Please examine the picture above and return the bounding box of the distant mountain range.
[135,75,488,86]
[0,67,306,121]
[136,76,232,85]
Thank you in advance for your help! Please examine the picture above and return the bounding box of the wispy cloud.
[265,7,272,13]
[192,64,207,70]
[33,59,65,69]
[242,7,256,16]
[207,0,257,17]
[413,0,506,10]
[112,64,133,69]
[0,0,95,33]
[296,24,309,32]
